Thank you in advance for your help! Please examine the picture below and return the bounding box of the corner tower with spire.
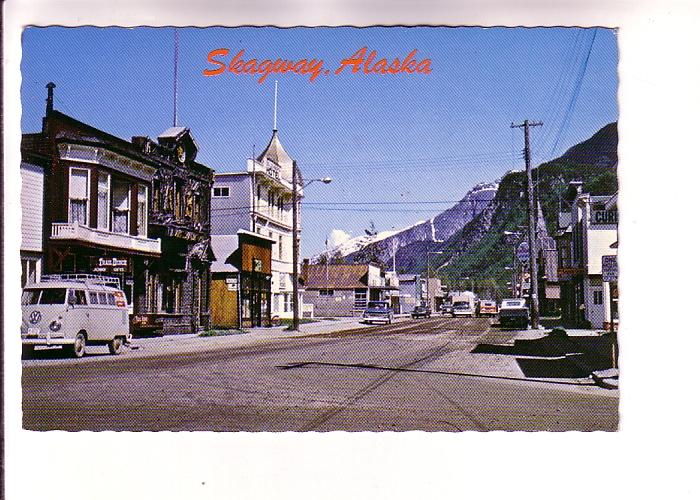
[210,81,301,321]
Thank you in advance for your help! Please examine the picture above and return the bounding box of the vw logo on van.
[29,311,42,324]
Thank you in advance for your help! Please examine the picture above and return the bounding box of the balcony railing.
[51,222,161,255]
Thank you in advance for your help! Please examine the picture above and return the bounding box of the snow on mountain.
[313,181,499,264]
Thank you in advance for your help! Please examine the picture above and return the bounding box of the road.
[22,317,618,431]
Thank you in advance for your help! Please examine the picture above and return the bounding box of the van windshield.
[22,288,67,305]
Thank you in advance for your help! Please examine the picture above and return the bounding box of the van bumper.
[21,333,73,346]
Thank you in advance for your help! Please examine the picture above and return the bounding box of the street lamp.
[291,160,331,331]
[425,251,443,311]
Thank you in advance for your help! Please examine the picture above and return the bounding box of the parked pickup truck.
[361,301,394,325]
[498,299,530,329]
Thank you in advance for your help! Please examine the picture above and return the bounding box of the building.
[301,262,394,317]
[24,83,214,335]
[130,127,214,334]
[210,231,274,329]
[556,182,618,329]
[23,87,162,316]
[20,136,48,287]
[396,274,443,313]
[211,127,299,320]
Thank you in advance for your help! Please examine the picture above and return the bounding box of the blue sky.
[21,26,618,256]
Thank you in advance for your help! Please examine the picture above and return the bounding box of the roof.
[210,235,240,273]
[303,264,372,289]
[210,231,275,273]
[256,130,298,184]
[158,126,188,139]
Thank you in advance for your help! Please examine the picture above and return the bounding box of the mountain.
[316,182,499,266]
[410,122,618,299]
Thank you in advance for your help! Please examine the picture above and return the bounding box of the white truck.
[21,274,132,358]
[450,291,476,318]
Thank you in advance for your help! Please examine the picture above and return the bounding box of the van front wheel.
[64,333,86,358]
[108,337,123,355]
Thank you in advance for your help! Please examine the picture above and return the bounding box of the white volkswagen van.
[21,274,131,358]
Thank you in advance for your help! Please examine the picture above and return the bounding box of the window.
[319,289,334,296]
[278,234,284,260]
[89,292,98,304]
[97,172,110,230]
[98,292,108,305]
[21,258,39,288]
[68,289,87,305]
[137,184,148,236]
[39,288,67,305]
[212,186,229,197]
[69,168,89,225]
[21,290,41,305]
[593,290,604,305]
[354,289,368,309]
[111,179,130,234]
[284,293,292,312]
[107,293,116,306]
[174,180,184,219]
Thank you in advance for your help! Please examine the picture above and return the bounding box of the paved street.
[22,317,618,431]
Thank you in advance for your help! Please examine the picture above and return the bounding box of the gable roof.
[303,264,370,290]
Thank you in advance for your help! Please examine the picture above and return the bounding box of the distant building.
[556,182,618,329]
[396,274,443,313]
[301,262,395,317]
[210,231,274,329]
[211,128,298,320]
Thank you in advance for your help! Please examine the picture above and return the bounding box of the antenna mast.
[273,80,278,131]
[173,28,179,127]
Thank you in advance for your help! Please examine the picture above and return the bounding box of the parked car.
[411,305,432,318]
[440,304,454,315]
[361,301,394,324]
[21,274,131,358]
[477,300,498,317]
[452,300,476,318]
[498,298,530,329]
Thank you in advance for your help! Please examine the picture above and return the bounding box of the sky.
[21,26,618,257]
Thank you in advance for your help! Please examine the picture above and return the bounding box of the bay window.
[69,168,89,225]
[137,184,148,236]
[111,179,130,234]
[97,172,110,230]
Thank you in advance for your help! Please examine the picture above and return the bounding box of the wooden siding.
[21,161,44,252]
[210,277,239,328]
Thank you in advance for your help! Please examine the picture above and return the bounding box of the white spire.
[273,80,278,131]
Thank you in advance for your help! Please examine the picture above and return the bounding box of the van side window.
[73,289,87,305]
[89,292,99,304]
[107,294,116,306]
[98,292,108,305]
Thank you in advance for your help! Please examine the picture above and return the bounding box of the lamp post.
[291,159,331,332]
[425,251,443,311]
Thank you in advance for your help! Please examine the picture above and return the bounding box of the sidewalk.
[128,317,386,358]
[509,327,619,389]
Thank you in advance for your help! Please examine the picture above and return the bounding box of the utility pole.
[511,119,542,329]
[291,160,300,331]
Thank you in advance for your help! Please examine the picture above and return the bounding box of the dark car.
[411,305,432,318]
[498,299,530,328]
[441,304,454,315]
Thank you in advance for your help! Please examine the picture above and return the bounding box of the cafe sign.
[591,209,618,225]
[93,257,131,273]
